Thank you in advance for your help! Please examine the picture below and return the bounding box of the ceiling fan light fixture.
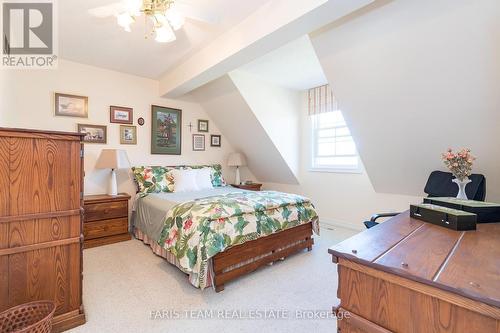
[155,25,176,43]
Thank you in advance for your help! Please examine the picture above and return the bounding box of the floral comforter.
[157,191,319,289]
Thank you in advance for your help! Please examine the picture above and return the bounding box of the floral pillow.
[131,166,174,194]
[173,164,226,187]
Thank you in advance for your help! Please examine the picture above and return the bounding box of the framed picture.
[211,134,221,147]
[193,134,205,151]
[137,117,145,126]
[55,93,88,118]
[120,125,137,145]
[151,105,182,155]
[198,119,209,132]
[77,124,107,144]
[110,106,133,124]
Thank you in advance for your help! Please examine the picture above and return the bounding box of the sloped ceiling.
[230,70,301,177]
[190,75,299,184]
[310,0,500,201]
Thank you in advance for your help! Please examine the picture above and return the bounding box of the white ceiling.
[237,35,328,91]
[59,0,270,79]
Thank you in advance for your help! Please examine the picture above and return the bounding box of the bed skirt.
[134,223,315,290]
[133,227,215,288]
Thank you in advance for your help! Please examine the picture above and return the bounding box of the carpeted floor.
[68,226,358,333]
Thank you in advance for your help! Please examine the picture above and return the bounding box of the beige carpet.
[68,226,358,333]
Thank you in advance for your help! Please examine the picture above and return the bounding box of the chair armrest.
[370,212,401,222]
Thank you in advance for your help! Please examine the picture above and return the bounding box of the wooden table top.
[329,211,500,308]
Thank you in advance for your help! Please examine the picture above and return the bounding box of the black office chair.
[363,171,486,229]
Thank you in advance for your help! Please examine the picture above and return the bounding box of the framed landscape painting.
[77,124,107,144]
[151,105,182,155]
[55,93,88,118]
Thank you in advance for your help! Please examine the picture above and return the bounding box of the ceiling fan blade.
[173,1,220,25]
[88,2,127,18]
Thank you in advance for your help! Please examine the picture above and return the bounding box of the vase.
[452,177,471,200]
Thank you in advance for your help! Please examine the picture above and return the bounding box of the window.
[311,111,360,172]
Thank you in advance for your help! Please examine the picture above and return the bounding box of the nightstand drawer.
[83,218,129,240]
[84,201,128,222]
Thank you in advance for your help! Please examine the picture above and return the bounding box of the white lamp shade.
[227,153,246,167]
[95,149,131,170]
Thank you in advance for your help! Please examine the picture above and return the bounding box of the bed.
[132,166,319,292]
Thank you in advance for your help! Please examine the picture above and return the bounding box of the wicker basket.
[0,301,56,333]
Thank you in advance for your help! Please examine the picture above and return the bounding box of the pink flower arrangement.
[441,148,475,181]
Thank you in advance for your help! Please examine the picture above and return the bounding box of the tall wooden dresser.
[0,128,86,332]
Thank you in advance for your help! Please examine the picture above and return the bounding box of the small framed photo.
[110,106,133,124]
[77,124,107,144]
[120,125,137,145]
[198,119,209,132]
[210,135,221,147]
[55,93,88,118]
[192,134,205,151]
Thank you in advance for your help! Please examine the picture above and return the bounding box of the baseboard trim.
[320,218,365,232]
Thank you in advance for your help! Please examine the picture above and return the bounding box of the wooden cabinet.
[231,183,263,191]
[0,128,86,332]
[83,194,131,249]
[329,212,500,333]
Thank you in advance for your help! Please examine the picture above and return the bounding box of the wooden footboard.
[212,222,314,292]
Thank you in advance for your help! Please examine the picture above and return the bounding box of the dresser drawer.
[83,218,128,240]
[84,201,128,222]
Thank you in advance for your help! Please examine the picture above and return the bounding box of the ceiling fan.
[88,0,220,43]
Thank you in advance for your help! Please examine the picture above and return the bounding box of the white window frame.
[310,112,362,174]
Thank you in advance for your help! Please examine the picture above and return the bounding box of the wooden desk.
[329,212,500,333]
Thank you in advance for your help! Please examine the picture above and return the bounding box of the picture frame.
[55,93,88,118]
[137,117,145,126]
[192,134,205,151]
[198,119,209,132]
[210,134,221,147]
[77,124,107,144]
[151,105,182,155]
[120,125,137,145]
[110,106,133,124]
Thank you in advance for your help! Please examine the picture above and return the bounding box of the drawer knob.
[401,262,409,268]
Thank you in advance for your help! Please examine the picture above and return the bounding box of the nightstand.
[83,193,131,249]
[231,183,263,191]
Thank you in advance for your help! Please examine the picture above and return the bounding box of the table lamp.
[227,152,246,185]
[95,149,130,195]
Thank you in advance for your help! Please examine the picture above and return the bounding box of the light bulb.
[117,13,134,32]
[155,25,176,43]
[165,9,185,31]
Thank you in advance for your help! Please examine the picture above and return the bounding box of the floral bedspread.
[157,191,319,289]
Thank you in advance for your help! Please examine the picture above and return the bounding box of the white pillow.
[196,168,214,190]
[172,169,199,192]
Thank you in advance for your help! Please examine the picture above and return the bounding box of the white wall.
[0,60,251,198]
[190,75,297,184]
[263,92,420,230]
[311,0,500,201]
[230,70,301,176]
